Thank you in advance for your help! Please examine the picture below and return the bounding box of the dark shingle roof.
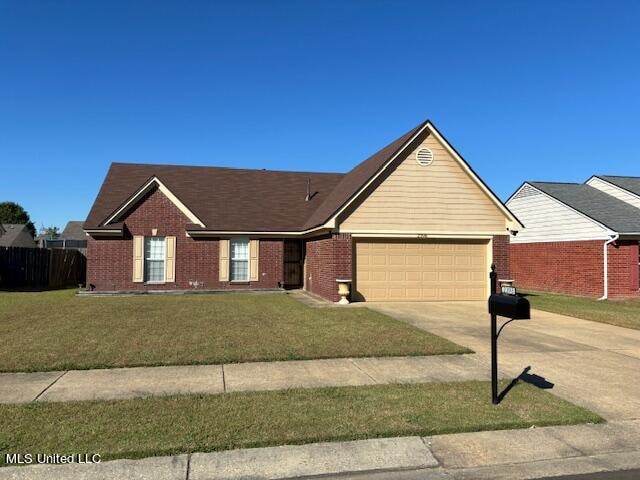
[85,164,345,231]
[60,221,86,240]
[530,182,640,233]
[598,175,640,198]
[0,224,35,248]
[85,121,429,232]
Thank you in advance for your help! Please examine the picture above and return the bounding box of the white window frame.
[144,236,166,283]
[230,237,250,282]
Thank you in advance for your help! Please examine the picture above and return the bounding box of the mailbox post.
[488,264,530,404]
[490,267,499,404]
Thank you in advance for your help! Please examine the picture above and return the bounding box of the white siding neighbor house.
[506,178,640,299]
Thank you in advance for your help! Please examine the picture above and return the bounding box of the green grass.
[0,290,468,372]
[0,381,602,465]
[524,291,640,330]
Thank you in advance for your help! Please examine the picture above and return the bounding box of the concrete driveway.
[367,302,640,421]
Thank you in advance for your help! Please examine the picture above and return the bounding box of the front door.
[283,240,304,287]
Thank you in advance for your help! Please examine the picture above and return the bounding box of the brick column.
[305,233,353,302]
[492,235,511,293]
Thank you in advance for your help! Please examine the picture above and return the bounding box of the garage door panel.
[455,271,470,281]
[439,255,454,266]
[371,255,387,265]
[455,256,470,266]
[422,255,437,266]
[439,271,454,281]
[388,271,404,282]
[355,239,488,301]
[422,271,437,282]
[471,271,485,281]
[470,256,485,266]
[406,271,421,281]
[407,255,421,265]
[389,255,405,265]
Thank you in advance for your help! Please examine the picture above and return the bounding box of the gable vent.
[416,148,434,166]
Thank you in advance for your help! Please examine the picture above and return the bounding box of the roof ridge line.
[529,180,583,185]
[109,162,345,177]
[599,174,640,179]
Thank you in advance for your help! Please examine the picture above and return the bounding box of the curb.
[0,437,437,480]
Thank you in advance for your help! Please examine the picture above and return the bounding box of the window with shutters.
[144,236,166,283]
[230,238,249,281]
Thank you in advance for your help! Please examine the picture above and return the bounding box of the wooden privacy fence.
[0,247,86,290]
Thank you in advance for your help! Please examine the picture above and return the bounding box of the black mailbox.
[488,294,530,320]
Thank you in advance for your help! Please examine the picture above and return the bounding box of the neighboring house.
[83,120,521,301]
[42,221,88,255]
[507,177,640,299]
[0,224,36,248]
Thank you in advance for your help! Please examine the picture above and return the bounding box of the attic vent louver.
[416,148,434,166]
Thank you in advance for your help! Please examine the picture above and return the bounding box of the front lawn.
[0,290,468,372]
[524,291,640,330]
[0,381,602,465]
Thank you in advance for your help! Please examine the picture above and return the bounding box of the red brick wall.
[510,240,604,297]
[305,233,352,302]
[87,187,284,291]
[510,239,639,298]
[608,240,640,298]
[492,235,511,293]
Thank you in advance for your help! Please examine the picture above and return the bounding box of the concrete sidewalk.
[2,420,639,480]
[0,354,490,403]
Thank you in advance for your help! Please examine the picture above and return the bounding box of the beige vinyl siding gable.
[507,185,610,244]
[586,177,640,210]
[338,133,508,233]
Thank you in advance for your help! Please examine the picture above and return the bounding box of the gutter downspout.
[598,233,619,301]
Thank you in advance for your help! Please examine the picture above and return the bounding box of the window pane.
[145,237,165,260]
[231,239,249,260]
[230,238,249,281]
[144,237,165,282]
[145,259,165,282]
[230,259,249,281]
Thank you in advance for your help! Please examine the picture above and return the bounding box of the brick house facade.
[84,120,520,302]
[507,180,640,299]
[87,188,284,292]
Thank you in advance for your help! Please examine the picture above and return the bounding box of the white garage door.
[354,239,489,301]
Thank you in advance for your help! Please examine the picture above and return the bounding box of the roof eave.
[186,225,332,238]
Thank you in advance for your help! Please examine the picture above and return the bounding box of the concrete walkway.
[0,354,491,403]
[3,420,640,479]
[367,302,640,422]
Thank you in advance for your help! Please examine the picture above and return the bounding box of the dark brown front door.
[283,240,303,287]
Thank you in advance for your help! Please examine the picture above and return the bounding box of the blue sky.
[1,1,639,230]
